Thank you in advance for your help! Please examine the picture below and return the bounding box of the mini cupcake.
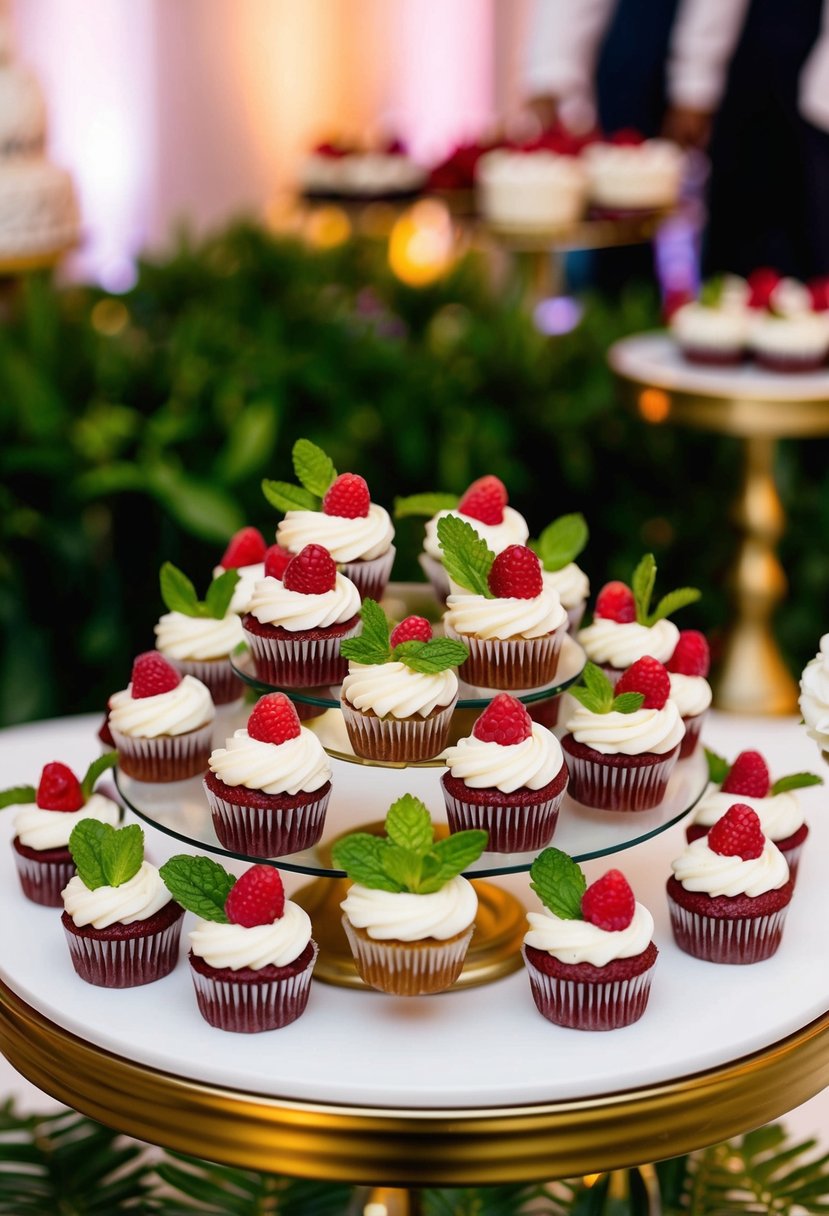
[583,134,683,215]
[799,634,829,763]
[561,658,685,811]
[213,526,268,615]
[532,512,590,633]
[2,753,119,906]
[523,848,657,1030]
[686,749,821,884]
[333,794,486,995]
[749,275,829,372]
[243,544,361,687]
[667,803,793,964]
[160,855,317,1032]
[578,553,700,685]
[439,518,568,689]
[670,277,750,366]
[109,652,215,782]
[265,438,395,601]
[442,694,568,852]
[204,693,332,857]
[62,820,184,987]
[666,629,712,757]
[340,604,466,762]
[155,562,244,704]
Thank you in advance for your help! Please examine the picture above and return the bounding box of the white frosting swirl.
[751,313,829,357]
[189,901,312,969]
[212,562,265,615]
[444,588,566,640]
[341,661,458,718]
[208,728,331,795]
[62,861,172,928]
[541,563,589,611]
[524,902,654,965]
[423,505,529,561]
[341,875,477,941]
[14,793,120,851]
[109,674,214,739]
[247,572,360,631]
[565,699,684,755]
[276,503,394,562]
[668,672,712,717]
[154,611,244,661]
[577,617,679,666]
[583,139,683,208]
[691,787,804,840]
[671,302,748,349]
[800,636,829,750]
[671,836,789,897]
[444,722,563,791]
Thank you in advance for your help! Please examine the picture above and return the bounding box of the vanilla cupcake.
[155,562,244,704]
[671,299,749,366]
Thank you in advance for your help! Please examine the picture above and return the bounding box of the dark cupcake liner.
[443,621,566,690]
[62,904,184,987]
[166,656,243,705]
[340,697,457,763]
[189,942,318,1032]
[667,894,790,964]
[13,838,74,907]
[522,945,656,1030]
[561,734,679,811]
[341,546,396,601]
[441,767,568,853]
[111,723,214,782]
[678,710,707,758]
[242,620,359,687]
[204,781,331,858]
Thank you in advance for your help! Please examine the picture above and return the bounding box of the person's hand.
[525,94,558,133]
[662,105,712,150]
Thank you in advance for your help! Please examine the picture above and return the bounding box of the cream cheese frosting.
[62,861,172,928]
[247,572,360,631]
[541,563,589,611]
[691,787,804,840]
[565,699,684,756]
[212,562,264,615]
[208,728,331,795]
[341,661,458,718]
[444,587,566,640]
[14,793,120,851]
[800,634,829,750]
[750,313,829,357]
[583,139,683,209]
[276,503,394,562]
[668,672,712,718]
[577,617,679,667]
[671,302,749,349]
[154,611,244,661]
[444,722,563,791]
[340,875,477,941]
[524,902,654,965]
[671,836,789,898]
[109,674,214,739]
[189,900,312,970]
[423,505,529,561]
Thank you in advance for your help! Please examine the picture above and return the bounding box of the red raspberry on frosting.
[721,750,770,798]
[247,692,302,745]
[390,616,432,647]
[225,864,286,926]
[263,544,293,581]
[472,693,533,745]
[322,473,370,519]
[282,544,337,595]
[458,475,508,526]
[594,581,636,623]
[131,652,181,699]
[220,527,267,570]
[487,545,543,599]
[707,803,765,860]
[581,869,635,931]
[667,630,710,678]
[747,267,781,310]
[614,656,671,709]
[36,762,84,812]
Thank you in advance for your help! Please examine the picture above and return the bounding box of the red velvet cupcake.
[666,630,712,758]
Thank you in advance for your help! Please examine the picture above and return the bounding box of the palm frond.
[153,1152,353,1214]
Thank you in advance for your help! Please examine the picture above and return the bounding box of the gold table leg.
[356,1187,423,1215]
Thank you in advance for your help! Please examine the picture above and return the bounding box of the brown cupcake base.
[13,837,74,907]
[342,917,474,995]
[203,773,331,858]
[242,614,359,687]
[165,655,243,705]
[441,764,569,853]
[666,875,793,964]
[111,722,213,782]
[62,901,184,987]
[443,621,566,690]
[340,697,457,763]
[523,942,658,1030]
[561,733,679,811]
[189,942,317,1032]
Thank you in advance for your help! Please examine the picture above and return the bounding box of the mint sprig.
[68,821,144,891]
[533,513,588,573]
[341,600,469,673]
[699,276,724,308]
[631,553,700,627]
[81,752,118,802]
[705,748,730,784]
[262,438,337,515]
[568,662,644,715]
[159,854,236,922]
[331,794,487,893]
[160,561,239,620]
[770,772,824,795]
[0,785,36,809]
[261,479,320,513]
[391,637,469,673]
[436,514,494,597]
[530,848,586,920]
[394,492,460,519]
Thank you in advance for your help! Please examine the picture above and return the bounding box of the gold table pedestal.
[609,333,829,714]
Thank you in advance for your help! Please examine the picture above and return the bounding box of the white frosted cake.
[475,149,587,230]
[582,139,683,213]
[301,144,425,199]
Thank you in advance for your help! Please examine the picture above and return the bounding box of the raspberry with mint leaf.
[614,657,671,710]
[36,762,84,812]
[581,869,635,931]
[390,616,432,648]
[322,473,370,519]
[457,475,507,526]
[225,864,285,926]
[595,581,636,623]
[721,751,770,798]
[487,545,543,599]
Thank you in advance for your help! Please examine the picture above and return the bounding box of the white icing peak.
[668,671,712,718]
[444,586,566,640]
[208,727,331,795]
[524,902,654,966]
[671,835,789,898]
[445,722,563,792]
[14,792,120,851]
[109,674,214,739]
[62,861,172,928]
[423,505,529,561]
[541,563,589,610]
[692,786,804,840]
[276,502,394,562]
[189,901,312,970]
[154,610,244,661]
[341,875,478,941]
[578,617,679,667]
[247,572,360,631]
[800,634,829,751]
[565,698,684,756]
[341,660,458,718]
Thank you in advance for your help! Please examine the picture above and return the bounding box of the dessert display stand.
[609,332,829,715]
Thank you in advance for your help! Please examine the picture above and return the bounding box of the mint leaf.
[0,785,36,809]
[382,844,425,892]
[80,751,118,802]
[648,587,701,626]
[204,568,240,619]
[385,793,434,853]
[568,685,608,714]
[705,748,730,784]
[160,561,201,617]
[331,833,403,891]
[340,598,391,666]
[582,662,615,711]
[100,823,144,887]
[68,819,112,890]
[394,492,459,519]
[437,514,494,597]
[537,513,588,572]
[293,438,336,497]
[771,772,824,795]
[261,478,320,514]
[612,691,646,714]
[394,637,469,673]
[159,855,235,921]
[529,848,585,920]
[632,554,656,625]
[699,276,724,308]
[423,830,488,890]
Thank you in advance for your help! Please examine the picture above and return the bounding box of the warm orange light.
[304,205,352,249]
[638,388,671,424]
[582,1173,602,1188]
[388,199,454,287]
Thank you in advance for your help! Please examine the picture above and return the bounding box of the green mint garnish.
[530,848,586,920]
[68,821,144,891]
[331,794,487,894]
[293,438,337,498]
[159,854,236,922]
[160,562,240,620]
[261,479,320,514]
[394,492,460,519]
[391,637,469,674]
[699,276,724,308]
[340,598,393,666]
[770,772,824,795]
[436,514,494,597]
[533,513,588,572]
[632,553,700,627]
[705,748,730,785]
[612,691,647,713]
[568,662,644,715]
[80,751,118,802]
[0,785,36,809]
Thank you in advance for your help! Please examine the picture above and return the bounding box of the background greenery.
[1,221,825,725]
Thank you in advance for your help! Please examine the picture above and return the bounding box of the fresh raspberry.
[263,544,292,581]
[246,693,302,745]
[614,656,671,709]
[721,750,771,798]
[747,267,781,310]
[667,630,710,678]
[282,544,337,594]
[390,616,432,648]
[610,128,645,146]
[594,581,636,623]
[98,715,115,748]
[220,526,267,570]
[225,864,285,926]
[809,277,829,312]
[322,473,370,519]
[131,652,181,699]
[36,762,84,812]
[457,475,508,526]
[487,545,543,599]
[581,869,635,931]
[707,803,765,860]
[472,693,533,745]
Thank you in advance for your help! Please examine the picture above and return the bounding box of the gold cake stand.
[609,332,829,715]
